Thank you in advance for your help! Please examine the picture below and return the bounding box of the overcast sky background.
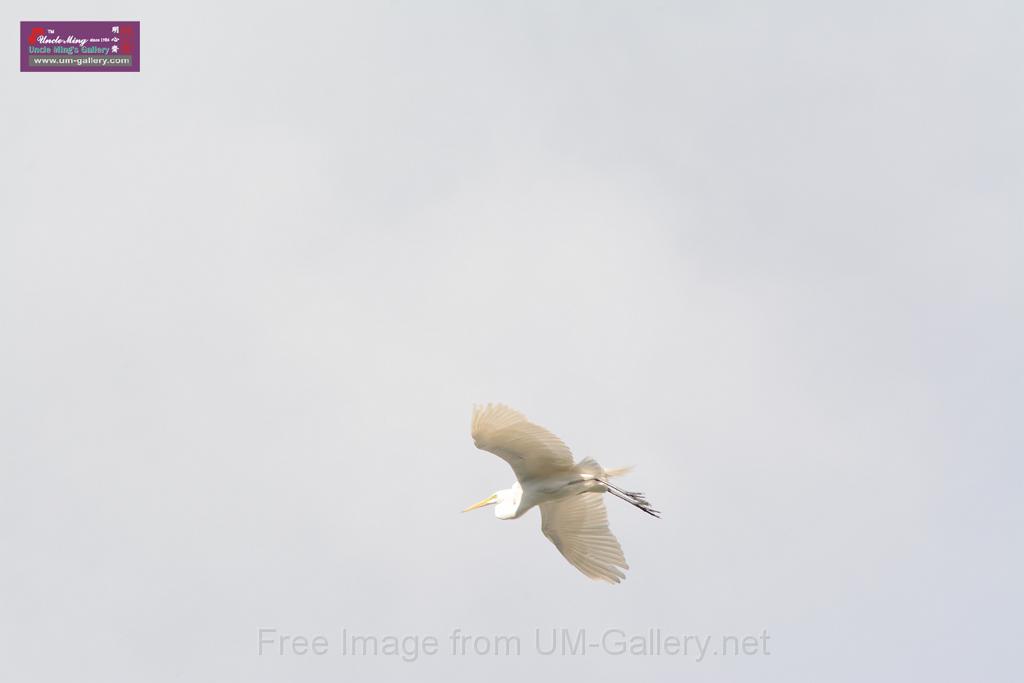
[2,1,1022,681]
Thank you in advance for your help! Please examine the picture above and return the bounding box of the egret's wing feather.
[540,493,628,584]
[471,403,575,481]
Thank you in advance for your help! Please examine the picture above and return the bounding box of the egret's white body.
[463,404,659,584]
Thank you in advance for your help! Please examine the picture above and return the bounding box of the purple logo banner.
[21,21,140,72]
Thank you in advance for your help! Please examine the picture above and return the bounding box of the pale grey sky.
[2,1,1022,681]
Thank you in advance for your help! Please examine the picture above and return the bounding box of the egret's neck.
[494,484,524,520]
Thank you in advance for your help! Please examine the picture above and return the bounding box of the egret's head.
[462,487,520,519]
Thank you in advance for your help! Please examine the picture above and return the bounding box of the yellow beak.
[462,494,497,512]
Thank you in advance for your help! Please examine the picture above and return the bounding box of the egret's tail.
[604,466,634,478]
[577,457,632,479]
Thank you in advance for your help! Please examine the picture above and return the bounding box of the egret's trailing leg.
[598,478,661,518]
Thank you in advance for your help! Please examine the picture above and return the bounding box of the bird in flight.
[463,403,659,583]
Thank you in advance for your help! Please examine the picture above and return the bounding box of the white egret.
[463,403,659,583]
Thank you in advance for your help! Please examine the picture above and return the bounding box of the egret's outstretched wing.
[471,403,575,481]
[540,493,628,584]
